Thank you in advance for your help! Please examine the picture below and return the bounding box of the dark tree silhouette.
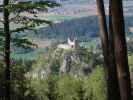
[96,0,110,99]
[96,0,121,100]
[107,0,121,100]
[111,0,132,100]
[3,0,10,100]
[2,1,59,100]
[96,0,109,67]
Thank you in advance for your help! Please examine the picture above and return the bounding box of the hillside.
[28,15,133,39]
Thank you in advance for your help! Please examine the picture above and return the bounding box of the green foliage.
[57,75,80,100]
[32,16,99,39]
[29,67,107,100]
[128,54,133,90]
[30,75,58,100]
[57,76,88,100]
[84,67,107,100]
[4,60,36,100]
[76,80,87,100]
[12,38,36,48]
[0,55,37,99]
[11,16,52,31]
[10,57,108,100]
[0,0,59,57]
[0,28,4,53]
[46,76,59,100]
[6,1,60,13]
[30,78,49,100]
[79,40,97,50]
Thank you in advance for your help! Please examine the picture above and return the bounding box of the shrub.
[84,67,107,100]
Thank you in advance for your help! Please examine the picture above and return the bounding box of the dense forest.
[0,0,133,100]
[32,16,133,39]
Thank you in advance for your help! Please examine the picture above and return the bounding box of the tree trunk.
[96,1,121,100]
[107,0,121,100]
[3,0,10,100]
[111,0,132,100]
[96,0,109,67]
[96,0,110,98]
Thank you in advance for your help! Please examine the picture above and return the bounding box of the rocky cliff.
[28,45,103,79]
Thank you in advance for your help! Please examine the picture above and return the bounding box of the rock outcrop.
[28,46,103,79]
[59,48,102,77]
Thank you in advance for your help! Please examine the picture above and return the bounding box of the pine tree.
[0,0,59,99]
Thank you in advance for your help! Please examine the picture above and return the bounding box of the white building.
[58,36,78,49]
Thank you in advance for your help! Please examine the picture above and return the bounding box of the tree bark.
[3,0,10,100]
[96,0,109,67]
[96,1,121,100]
[107,0,121,100]
[111,0,132,100]
[96,0,110,99]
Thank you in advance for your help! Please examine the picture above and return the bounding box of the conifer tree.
[0,0,59,99]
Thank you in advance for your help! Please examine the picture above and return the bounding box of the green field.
[46,15,77,21]
[11,48,47,61]
[79,39,99,49]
